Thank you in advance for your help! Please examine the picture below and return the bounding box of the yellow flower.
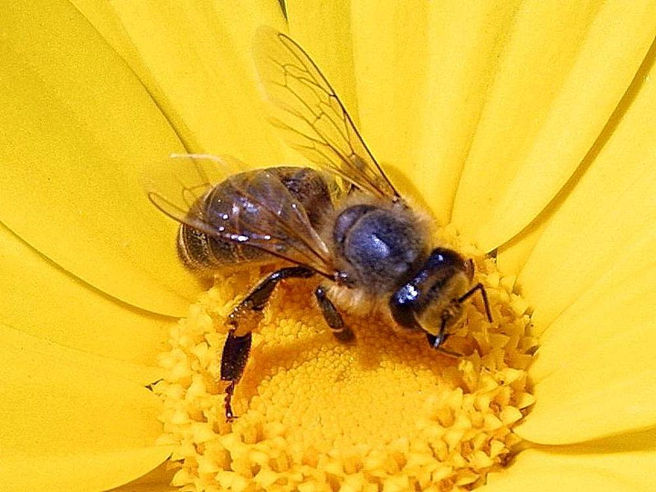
[1,1,654,491]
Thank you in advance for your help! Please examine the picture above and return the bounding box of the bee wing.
[254,26,400,200]
[145,154,336,278]
[142,153,243,212]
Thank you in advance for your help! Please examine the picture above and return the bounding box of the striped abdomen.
[178,167,333,274]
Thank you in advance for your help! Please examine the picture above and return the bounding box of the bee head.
[389,248,474,337]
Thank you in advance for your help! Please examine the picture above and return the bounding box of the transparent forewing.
[146,155,335,277]
[254,26,399,200]
[219,170,335,273]
[142,153,241,213]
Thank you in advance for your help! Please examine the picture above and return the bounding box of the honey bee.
[147,27,492,421]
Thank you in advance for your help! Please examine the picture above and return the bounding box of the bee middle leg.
[315,285,354,342]
[221,265,315,421]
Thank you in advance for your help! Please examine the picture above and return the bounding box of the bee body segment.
[178,166,334,274]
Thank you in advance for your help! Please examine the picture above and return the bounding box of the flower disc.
[159,233,536,491]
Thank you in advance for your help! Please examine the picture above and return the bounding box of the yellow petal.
[483,431,656,492]
[452,0,656,250]
[0,223,175,366]
[515,267,656,444]
[73,0,290,163]
[0,322,171,491]
[69,0,148,87]
[495,220,546,278]
[529,250,656,384]
[110,462,176,492]
[517,38,656,334]
[2,449,171,492]
[0,1,204,317]
[285,0,360,126]
[350,1,522,223]
[0,322,163,386]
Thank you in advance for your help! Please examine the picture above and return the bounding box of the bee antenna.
[457,283,493,323]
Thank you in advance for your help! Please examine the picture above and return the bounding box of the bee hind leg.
[315,285,354,343]
[220,266,315,422]
[220,330,252,422]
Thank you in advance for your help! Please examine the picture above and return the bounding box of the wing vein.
[254,27,400,200]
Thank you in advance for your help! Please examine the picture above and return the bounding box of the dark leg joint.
[244,266,315,313]
[315,285,354,343]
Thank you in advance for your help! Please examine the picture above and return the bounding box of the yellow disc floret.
[158,231,536,492]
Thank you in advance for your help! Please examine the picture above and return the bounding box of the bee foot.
[224,380,238,423]
[332,327,356,344]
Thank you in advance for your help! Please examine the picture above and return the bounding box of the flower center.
[158,233,536,491]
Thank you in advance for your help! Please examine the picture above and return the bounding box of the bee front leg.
[426,317,450,349]
[220,266,315,422]
[426,317,464,358]
[315,285,354,342]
